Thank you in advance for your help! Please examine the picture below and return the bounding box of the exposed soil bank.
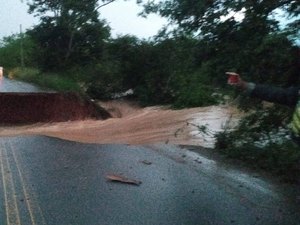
[0,92,110,124]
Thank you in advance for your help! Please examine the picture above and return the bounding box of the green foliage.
[141,0,299,36]
[10,67,81,92]
[0,0,298,111]
[36,73,81,92]
[246,34,298,85]
[215,105,292,149]
[172,70,218,108]
[132,36,201,105]
[105,35,145,89]
[27,0,110,71]
[0,0,296,181]
[85,62,123,99]
[215,105,300,182]
[9,67,40,80]
[173,84,217,108]
[216,138,300,182]
[141,0,300,88]
[0,34,37,69]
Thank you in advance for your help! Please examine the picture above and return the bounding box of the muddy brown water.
[0,100,241,148]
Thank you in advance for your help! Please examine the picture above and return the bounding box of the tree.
[0,34,37,69]
[141,0,299,35]
[141,0,299,85]
[26,0,110,71]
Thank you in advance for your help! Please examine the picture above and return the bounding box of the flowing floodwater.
[0,75,242,147]
[1,76,300,225]
[0,99,241,148]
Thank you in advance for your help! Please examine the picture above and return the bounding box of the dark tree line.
[0,0,299,107]
[0,0,299,178]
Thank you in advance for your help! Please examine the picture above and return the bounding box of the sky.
[0,0,298,44]
[0,0,168,39]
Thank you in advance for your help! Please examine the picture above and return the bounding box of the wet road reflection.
[0,77,47,93]
[0,136,299,225]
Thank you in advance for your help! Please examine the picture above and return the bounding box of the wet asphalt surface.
[0,77,49,93]
[1,76,300,224]
[0,136,299,225]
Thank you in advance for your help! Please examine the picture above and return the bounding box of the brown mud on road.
[0,100,241,147]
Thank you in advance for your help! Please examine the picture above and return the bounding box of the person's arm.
[226,72,299,107]
[250,84,299,107]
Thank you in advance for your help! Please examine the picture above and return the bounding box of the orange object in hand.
[226,72,240,85]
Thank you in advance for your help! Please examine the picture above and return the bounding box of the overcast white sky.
[0,0,168,39]
[1,0,297,44]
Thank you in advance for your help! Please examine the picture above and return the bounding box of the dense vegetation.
[0,0,299,180]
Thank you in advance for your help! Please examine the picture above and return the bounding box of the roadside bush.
[0,34,38,69]
[216,137,300,182]
[173,83,218,108]
[215,105,300,182]
[8,67,81,92]
[37,74,81,92]
[85,62,123,100]
[8,67,39,80]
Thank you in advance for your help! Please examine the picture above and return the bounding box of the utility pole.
[20,24,25,69]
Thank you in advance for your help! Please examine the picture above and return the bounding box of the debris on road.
[106,174,142,186]
[140,160,152,165]
[194,158,202,163]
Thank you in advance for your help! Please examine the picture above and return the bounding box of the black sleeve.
[250,84,299,107]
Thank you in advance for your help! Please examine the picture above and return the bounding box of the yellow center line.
[0,147,10,225]
[0,144,22,225]
[4,147,22,225]
[9,140,47,225]
[11,148,37,225]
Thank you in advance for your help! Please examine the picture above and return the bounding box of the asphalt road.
[0,77,48,92]
[0,136,299,225]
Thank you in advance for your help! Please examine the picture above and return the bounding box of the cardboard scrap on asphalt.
[106,174,142,186]
[140,160,152,165]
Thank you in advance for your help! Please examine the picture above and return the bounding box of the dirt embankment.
[0,92,110,124]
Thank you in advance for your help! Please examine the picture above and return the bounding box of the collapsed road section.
[0,92,111,124]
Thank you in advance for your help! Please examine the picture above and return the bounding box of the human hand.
[226,72,240,84]
[225,72,247,89]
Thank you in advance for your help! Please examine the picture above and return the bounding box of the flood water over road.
[0,77,299,224]
[0,100,241,148]
[0,76,240,147]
